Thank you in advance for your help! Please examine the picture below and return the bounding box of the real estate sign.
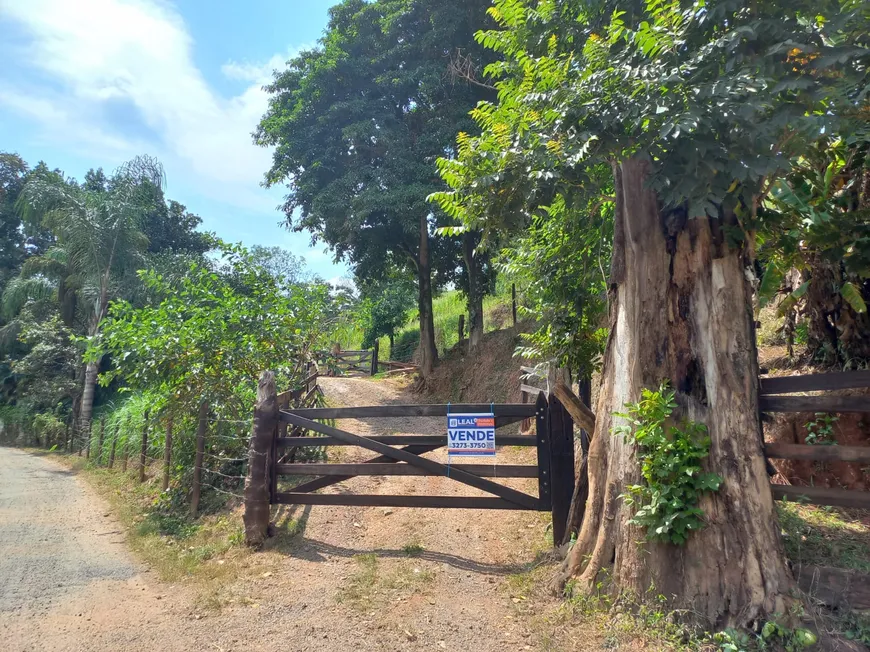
[447,413,496,457]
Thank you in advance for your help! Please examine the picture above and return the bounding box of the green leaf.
[777,281,810,317]
[758,263,783,307]
[841,282,867,314]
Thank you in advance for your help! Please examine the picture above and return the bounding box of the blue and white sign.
[447,413,496,456]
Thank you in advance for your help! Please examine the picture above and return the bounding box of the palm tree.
[16,156,165,438]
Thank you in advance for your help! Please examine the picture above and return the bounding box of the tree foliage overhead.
[256,0,493,273]
[356,271,416,349]
[435,0,869,227]
[256,0,497,372]
[0,153,29,295]
[758,135,870,364]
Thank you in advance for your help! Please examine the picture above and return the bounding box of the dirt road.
[0,378,577,651]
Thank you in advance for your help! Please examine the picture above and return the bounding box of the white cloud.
[0,0,290,206]
[221,55,284,83]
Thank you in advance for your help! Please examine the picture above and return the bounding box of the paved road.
[0,448,194,651]
[0,448,135,614]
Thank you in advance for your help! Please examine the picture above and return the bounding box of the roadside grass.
[337,553,435,611]
[505,504,870,651]
[49,454,304,612]
[386,289,513,361]
[401,540,424,557]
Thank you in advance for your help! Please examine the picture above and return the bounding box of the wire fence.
[27,372,322,518]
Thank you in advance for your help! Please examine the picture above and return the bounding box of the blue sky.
[0,0,349,282]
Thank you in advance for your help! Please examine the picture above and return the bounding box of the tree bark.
[162,418,173,492]
[79,360,99,443]
[139,410,150,483]
[461,231,484,351]
[108,426,117,469]
[556,157,793,629]
[79,287,109,441]
[417,214,438,377]
[96,416,106,465]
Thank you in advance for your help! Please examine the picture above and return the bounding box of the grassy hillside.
[333,280,516,362]
[384,287,514,362]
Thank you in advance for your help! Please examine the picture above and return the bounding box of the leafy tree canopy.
[0,153,28,291]
[255,0,495,281]
[433,0,870,233]
[357,271,416,348]
[93,241,333,419]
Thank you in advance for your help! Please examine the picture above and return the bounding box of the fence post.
[108,425,117,469]
[64,423,71,453]
[191,401,208,518]
[162,417,173,492]
[139,409,150,483]
[96,416,106,466]
[548,393,575,547]
[458,314,465,344]
[371,339,379,376]
[119,417,129,472]
[85,427,91,460]
[244,371,278,547]
[535,392,552,515]
[512,283,517,327]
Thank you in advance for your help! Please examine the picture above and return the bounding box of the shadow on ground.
[266,502,538,576]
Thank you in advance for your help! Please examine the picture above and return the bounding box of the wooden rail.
[771,485,870,509]
[765,443,870,463]
[760,370,870,395]
[273,494,526,509]
[275,463,539,477]
[280,411,541,510]
[759,370,870,510]
[242,377,577,546]
[284,404,536,420]
[276,434,538,448]
[328,349,377,375]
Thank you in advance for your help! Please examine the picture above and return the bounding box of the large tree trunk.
[805,255,870,366]
[556,157,793,629]
[79,289,110,439]
[461,231,484,351]
[417,214,438,377]
[79,360,99,440]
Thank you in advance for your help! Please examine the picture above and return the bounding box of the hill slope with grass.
[334,281,517,364]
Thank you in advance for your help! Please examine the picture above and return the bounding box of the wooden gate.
[329,348,376,375]
[265,392,576,544]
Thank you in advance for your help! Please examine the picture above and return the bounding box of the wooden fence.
[330,348,376,375]
[327,343,418,377]
[759,370,870,509]
[379,359,419,375]
[521,367,870,511]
